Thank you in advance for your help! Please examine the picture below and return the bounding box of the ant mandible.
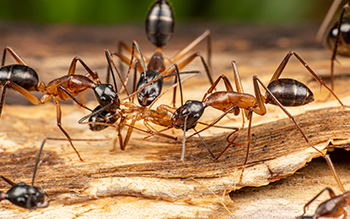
[0,46,125,161]
[316,1,350,90]
[0,139,49,209]
[177,51,347,181]
[112,0,213,108]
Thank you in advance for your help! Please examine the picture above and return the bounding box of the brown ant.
[297,188,350,219]
[296,154,350,219]
[160,51,348,181]
[0,46,126,161]
[317,1,350,90]
[111,0,213,107]
[0,138,49,210]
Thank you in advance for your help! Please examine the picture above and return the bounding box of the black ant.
[317,1,350,90]
[111,0,213,108]
[0,140,49,210]
[0,46,126,161]
[157,51,348,181]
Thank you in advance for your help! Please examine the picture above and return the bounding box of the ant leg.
[187,105,240,140]
[2,46,27,67]
[120,118,136,150]
[298,187,336,218]
[193,127,215,159]
[0,175,16,186]
[269,51,347,107]
[324,154,346,193]
[0,81,43,117]
[330,4,350,90]
[143,120,177,141]
[53,96,83,161]
[67,57,101,83]
[57,85,93,112]
[239,108,253,182]
[201,74,235,101]
[168,52,213,87]
[253,76,324,155]
[169,30,211,69]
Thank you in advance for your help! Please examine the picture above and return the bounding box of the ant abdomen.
[327,16,350,56]
[266,79,314,107]
[0,64,39,91]
[145,0,174,47]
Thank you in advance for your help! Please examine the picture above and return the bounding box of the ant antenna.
[105,50,130,97]
[32,139,47,187]
[133,41,148,80]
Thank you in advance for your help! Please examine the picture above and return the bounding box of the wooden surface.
[0,22,350,218]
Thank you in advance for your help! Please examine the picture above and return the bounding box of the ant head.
[172,100,205,131]
[6,183,49,209]
[137,70,163,106]
[88,105,120,131]
[94,84,120,110]
[145,0,174,47]
[327,16,350,55]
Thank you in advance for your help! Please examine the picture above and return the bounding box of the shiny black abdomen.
[0,64,39,91]
[145,0,174,47]
[266,79,314,107]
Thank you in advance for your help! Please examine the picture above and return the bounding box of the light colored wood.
[1,23,350,218]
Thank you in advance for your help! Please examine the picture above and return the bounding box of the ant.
[316,1,350,90]
[0,139,49,210]
[297,188,350,219]
[111,0,213,108]
[140,65,241,161]
[296,154,349,219]
[159,51,348,181]
[80,55,202,151]
[0,46,126,161]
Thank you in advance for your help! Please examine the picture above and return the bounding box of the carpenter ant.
[317,1,350,90]
[174,51,347,181]
[296,154,349,219]
[0,46,126,161]
[80,54,201,151]
[112,0,213,108]
[0,141,49,210]
[142,64,241,161]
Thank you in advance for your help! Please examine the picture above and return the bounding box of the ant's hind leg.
[2,46,27,67]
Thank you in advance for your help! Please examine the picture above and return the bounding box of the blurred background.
[0,0,334,25]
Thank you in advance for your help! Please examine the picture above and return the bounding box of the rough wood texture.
[0,23,350,218]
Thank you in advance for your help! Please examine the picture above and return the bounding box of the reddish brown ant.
[166,51,348,181]
[317,1,350,90]
[0,46,126,161]
[296,154,349,219]
[111,0,213,108]
[0,138,49,210]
